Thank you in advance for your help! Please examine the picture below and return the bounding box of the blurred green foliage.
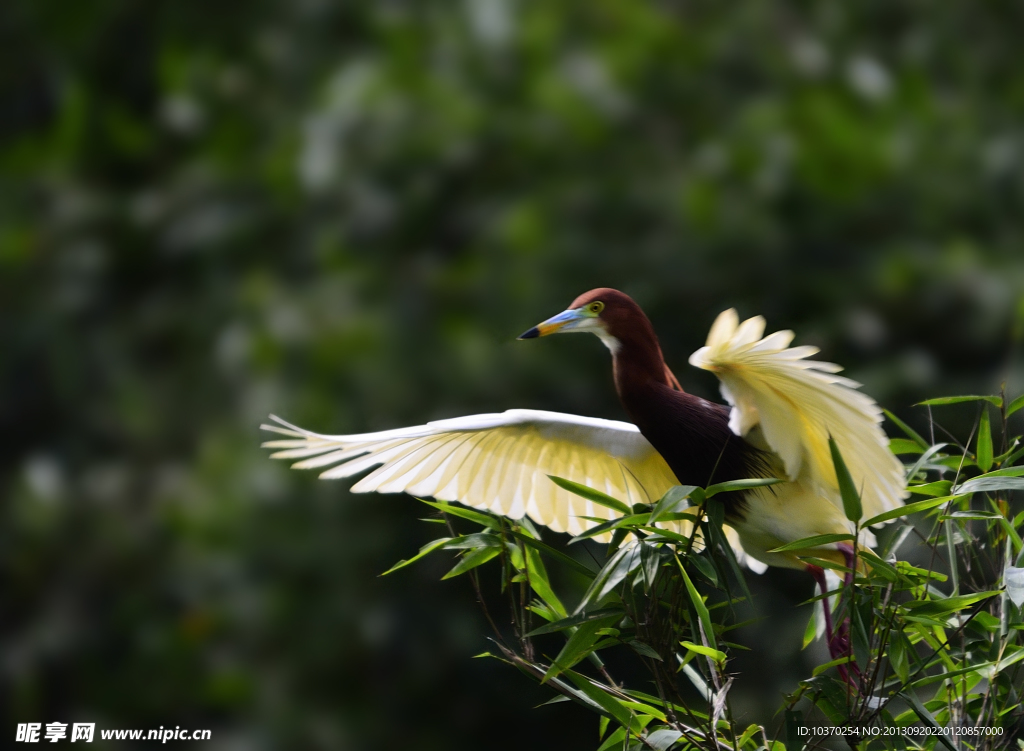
[2,1,1024,749]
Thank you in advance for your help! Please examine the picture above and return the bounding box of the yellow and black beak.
[518,308,588,339]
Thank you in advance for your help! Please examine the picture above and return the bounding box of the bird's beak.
[518,308,587,339]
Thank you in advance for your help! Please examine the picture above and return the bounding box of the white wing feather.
[689,309,906,525]
[261,409,682,540]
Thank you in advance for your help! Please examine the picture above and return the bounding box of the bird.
[261,289,907,678]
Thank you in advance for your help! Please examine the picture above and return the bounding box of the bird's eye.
[589,302,604,314]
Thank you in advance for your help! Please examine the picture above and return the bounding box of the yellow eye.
[589,302,604,314]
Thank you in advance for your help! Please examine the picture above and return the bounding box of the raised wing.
[689,309,907,524]
[261,409,681,538]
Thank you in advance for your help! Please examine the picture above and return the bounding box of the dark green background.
[3,1,1023,748]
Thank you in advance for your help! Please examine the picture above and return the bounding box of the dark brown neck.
[611,323,677,399]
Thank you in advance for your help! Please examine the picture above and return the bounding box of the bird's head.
[517,288,650,355]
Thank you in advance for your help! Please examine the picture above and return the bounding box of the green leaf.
[955,476,1024,494]
[595,728,627,751]
[916,395,1002,408]
[523,544,567,618]
[441,532,502,549]
[648,485,697,526]
[942,511,1001,520]
[563,669,635,729]
[901,692,957,751]
[857,549,899,582]
[542,615,620,681]
[797,557,852,574]
[890,438,925,454]
[829,436,862,523]
[628,640,663,661]
[441,546,500,579]
[973,466,1024,479]
[547,475,630,515]
[677,559,716,650]
[906,480,953,496]
[1008,393,1024,417]
[738,723,761,748]
[417,499,499,528]
[679,640,726,664]
[704,477,783,497]
[575,545,640,614]
[994,645,1024,673]
[801,605,818,650]
[888,631,910,684]
[688,553,718,586]
[508,530,597,579]
[903,590,1000,616]
[884,408,928,449]
[767,533,854,554]
[812,655,853,677]
[906,663,995,689]
[645,728,683,750]
[977,407,993,472]
[381,537,453,575]
[640,541,661,591]
[784,711,802,750]
[525,607,623,637]
[904,443,949,482]
[569,514,649,544]
[863,495,961,527]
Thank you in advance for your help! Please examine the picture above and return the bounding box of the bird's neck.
[609,328,679,398]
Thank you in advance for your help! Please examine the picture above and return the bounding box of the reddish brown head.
[519,288,683,391]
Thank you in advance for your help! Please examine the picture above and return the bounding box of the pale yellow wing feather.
[690,309,907,525]
[261,409,684,541]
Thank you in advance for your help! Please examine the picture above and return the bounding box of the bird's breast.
[620,385,769,520]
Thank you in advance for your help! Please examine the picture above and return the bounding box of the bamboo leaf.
[977,407,993,473]
[525,607,624,637]
[906,480,953,496]
[648,485,697,526]
[890,438,925,455]
[863,495,962,527]
[441,546,500,579]
[705,477,783,497]
[888,631,910,684]
[955,476,1024,495]
[1008,393,1024,418]
[640,541,661,591]
[441,532,502,549]
[884,408,928,449]
[812,655,853,677]
[542,616,620,682]
[563,669,635,729]
[767,533,854,554]
[801,606,818,650]
[829,436,861,523]
[901,692,957,751]
[524,544,567,618]
[904,443,949,482]
[417,499,499,528]
[574,546,639,614]
[677,560,716,651]
[627,640,662,661]
[645,729,683,750]
[917,395,1002,408]
[569,514,649,544]
[509,530,597,579]
[679,641,726,664]
[903,590,999,616]
[548,475,630,515]
[381,537,453,575]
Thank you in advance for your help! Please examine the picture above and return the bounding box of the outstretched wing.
[261,409,681,538]
[689,309,906,524]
